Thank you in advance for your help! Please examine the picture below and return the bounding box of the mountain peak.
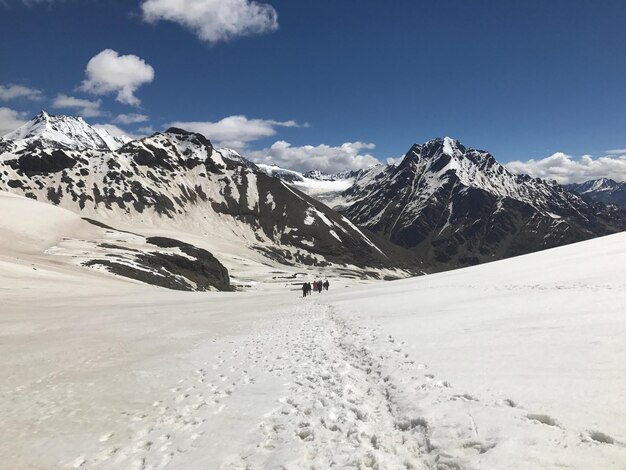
[161,127,213,147]
[3,111,126,151]
[34,110,50,120]
[400,137,467,171]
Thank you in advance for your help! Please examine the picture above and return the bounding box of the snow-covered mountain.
[2,111,129,152]
[340,137,624,268]
[0,113,398,279]
[257,164,387,209]
[565,178,626,207]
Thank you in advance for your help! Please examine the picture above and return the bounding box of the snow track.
[224,302,438,469]
[4,293,625,469]
[73,301,492,469]
[219,302,626,469]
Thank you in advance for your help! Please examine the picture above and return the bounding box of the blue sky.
[0,0,625,181]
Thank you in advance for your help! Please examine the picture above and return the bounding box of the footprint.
[395,417,428,432]
[452,393,478,402]
[526,413,559,427]
[586,430,616,445]
[463,440,497,454]
[70,456,86,468]
[498,398,517,408]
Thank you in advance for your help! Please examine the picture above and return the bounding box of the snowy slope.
[1,227,624,469]
[0,191,231,291]
[321,231,626,468]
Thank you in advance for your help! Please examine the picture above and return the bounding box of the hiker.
[317,280,323,293]
[323,280,329,291]
[302,282,308,297]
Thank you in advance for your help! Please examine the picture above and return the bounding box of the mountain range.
[565,178,626,207]
[260,137,625,269]
[0,112,402,290]
[1,112,623,288]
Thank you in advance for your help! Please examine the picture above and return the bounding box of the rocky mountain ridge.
[0,113,404,289]
[340,137,624,267]
[565,178,626,207]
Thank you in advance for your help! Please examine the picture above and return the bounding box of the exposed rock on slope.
[0,192,231,291]
[565,178,626,207]
[0,113,397,273]
[339,137,624,268]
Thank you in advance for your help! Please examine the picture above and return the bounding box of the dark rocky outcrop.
[339,138,625,270]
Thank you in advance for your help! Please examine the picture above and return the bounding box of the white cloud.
[0,107,27,136]
[506,152,626,184]
[80,49,155,106]
[246,140,380,174]
[136,125,155,135]
[141,0,278,44]
[385,156,403,166]
[0,84,44,101]
[167,115,303,149]
[113,113,149,124]
[52,94,102,117]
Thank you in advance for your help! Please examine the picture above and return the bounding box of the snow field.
[1,192,625,468]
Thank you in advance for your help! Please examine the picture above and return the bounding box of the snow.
[245,172,258,209]
[94,126,130,151]
[256,164,357,207]
[584,178,616,193]
[256,163,304,181]
[442,136,458,156]
[1,191,625,468]
[303,209,315,225]
[4,111,127,151]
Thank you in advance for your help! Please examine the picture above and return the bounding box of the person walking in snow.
[323,280,329,291]
[302,282,308,297]
[317,280,323,293]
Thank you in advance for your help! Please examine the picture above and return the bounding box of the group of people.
[301,279,330,297]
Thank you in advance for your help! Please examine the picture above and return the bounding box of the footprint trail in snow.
[76,300,626,469]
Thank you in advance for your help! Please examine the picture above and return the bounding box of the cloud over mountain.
[0,107,27,136]
[247,140,380,174]
[80,49,155,106]
[113,113,149,125]
[52,94,102,117]
[167,115,302,149]
[506,152,626,184]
